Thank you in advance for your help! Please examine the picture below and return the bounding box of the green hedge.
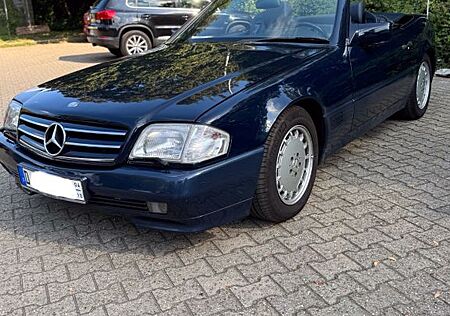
[366,0,450,67]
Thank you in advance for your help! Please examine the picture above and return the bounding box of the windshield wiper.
[251,37,330,44]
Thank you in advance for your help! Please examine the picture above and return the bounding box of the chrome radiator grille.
[17,114,128,163]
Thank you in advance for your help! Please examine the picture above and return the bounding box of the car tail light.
[95,10,116,21]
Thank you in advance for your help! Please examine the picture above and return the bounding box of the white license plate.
[18,166,86,203]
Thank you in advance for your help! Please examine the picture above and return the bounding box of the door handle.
[181,15,190,20]
[402,41,413,50]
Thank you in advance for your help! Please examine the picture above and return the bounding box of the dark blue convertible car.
[0,0,435,232]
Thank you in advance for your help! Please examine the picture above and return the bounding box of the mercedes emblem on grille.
[44,123,66,156]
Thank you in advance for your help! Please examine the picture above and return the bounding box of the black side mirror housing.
[351,22,392,48]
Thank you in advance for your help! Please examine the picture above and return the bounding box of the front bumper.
[0,133,263,232]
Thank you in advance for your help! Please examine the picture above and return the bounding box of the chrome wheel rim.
[416,61,431,110]
[276,125,314,206]
[126,35,149,55]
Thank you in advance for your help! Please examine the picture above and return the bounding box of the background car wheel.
[396,54,433,120]
[251,107,319,222]
[120,30,152,56]
[108,48,123,57]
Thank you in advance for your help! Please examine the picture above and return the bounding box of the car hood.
[17,42,327,130]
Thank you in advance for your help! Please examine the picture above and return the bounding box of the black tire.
[251,107,319,222]
[108,48,123,57]
[396,54,432,120]
[120,30,152,56]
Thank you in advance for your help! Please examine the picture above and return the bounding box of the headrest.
[351,1,366,24]
[256,0,281,10]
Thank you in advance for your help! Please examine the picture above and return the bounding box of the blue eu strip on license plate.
[17,166,30,186]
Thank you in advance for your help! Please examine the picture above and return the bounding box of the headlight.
[3,100,22,131]
[130,124,230,164]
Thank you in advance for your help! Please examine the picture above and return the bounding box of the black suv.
[85,0,204,56]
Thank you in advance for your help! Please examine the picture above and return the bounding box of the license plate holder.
[17,165,86,204]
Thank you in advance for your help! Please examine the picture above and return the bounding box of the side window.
[127,0,176,8]
[178,0,210,9]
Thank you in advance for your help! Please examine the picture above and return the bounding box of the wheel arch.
[119,24,155,46]
[425,46,437,75]
[273,97,328,163]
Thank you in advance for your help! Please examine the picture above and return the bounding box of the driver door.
[349,11,410,129]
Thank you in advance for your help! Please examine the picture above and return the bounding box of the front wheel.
[396,55,432,120]
[251,107,319,222]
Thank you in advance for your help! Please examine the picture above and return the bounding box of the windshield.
[170,0,339,44]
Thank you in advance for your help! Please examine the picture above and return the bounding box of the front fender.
[197,47,354,163]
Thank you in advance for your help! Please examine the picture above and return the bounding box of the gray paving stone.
[0,286,47,315]
[272,266,325,293]
[385,253,438,278]
[166,259,214,285]
[75,283,127,314]
[48,274,97,303]
[310,237,359,259]
[222,300,279,316]
[122,271,172,300]
[267,285,326,315]
[389,270,448,301]
[152,279,205,311]
[312,222,357,241]
[310,254,361,280]
[243,238,290,262]
[186,289,242,316]
[308,298,369,316]
[348,263,403,291]
[278,230,324,250]
[381,234,431,257]
[238,256,288,283]
[346,228,393,249]
[310,274,366,305]
[352,284,410,315]
[207,250,254,273]
[25,296,77,316]
[106,292,160,316]
[231,277,284,308]
[197,268,248,296]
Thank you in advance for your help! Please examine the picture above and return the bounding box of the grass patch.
[0,31,85,48]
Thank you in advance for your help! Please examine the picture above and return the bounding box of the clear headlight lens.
[3,100,22,131]
[130,124,230,164]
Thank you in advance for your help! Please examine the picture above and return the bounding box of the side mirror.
[351,22,392,48]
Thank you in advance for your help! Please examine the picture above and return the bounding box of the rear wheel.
[120,30,152,56]
[251,107,319,222]
[108,48,123,57]
[396,55,432,120]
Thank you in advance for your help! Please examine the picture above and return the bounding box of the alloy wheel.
[416,61,431,110]
[276,125,315,205]
[126,35,149,55]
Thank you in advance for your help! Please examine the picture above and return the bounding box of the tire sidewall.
[120,30,152,56]
[265,107,319,221]
[411,55,432,118]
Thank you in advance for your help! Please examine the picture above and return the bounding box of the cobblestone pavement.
[0,43,449,315]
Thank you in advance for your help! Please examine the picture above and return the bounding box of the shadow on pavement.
[59,52,117,64]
